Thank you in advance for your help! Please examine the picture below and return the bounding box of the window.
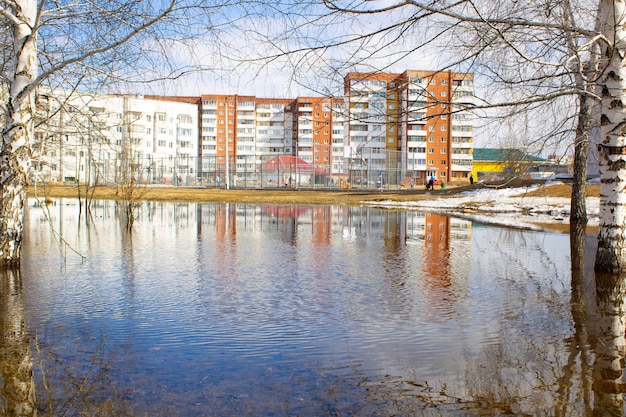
[441,126,447,131]
[441,92,447,97]
[429,126,435,132]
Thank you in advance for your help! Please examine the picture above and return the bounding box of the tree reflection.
[593,272,626,416]
[570,222,626,417]
[560,220,593,416]
[0,269,36,416]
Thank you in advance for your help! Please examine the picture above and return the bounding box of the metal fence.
[32,151,430,191]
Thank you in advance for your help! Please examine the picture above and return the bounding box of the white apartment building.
[33,91,198,185]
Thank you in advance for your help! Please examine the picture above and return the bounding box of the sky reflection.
[16,198,620,416]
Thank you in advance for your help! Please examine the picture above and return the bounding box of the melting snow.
[362,182,599,231]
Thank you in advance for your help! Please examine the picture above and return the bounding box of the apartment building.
[199,95,296,185]
[344,70,475,186]
[33,91,198,185]
[295,96,345,182]
[31,69,473,187]
[343,72,400,185]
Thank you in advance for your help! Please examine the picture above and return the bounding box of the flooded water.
[7,198,620,416]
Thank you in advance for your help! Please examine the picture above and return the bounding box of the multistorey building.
[33,91,199,185]
[344,70,475,185]
[199,95,297,184]
[31,69,474,187]
[295,96,345,181]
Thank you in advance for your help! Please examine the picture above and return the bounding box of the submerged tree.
[0,0,243,267]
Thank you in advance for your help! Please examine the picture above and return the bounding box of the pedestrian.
[427,176,434,190]
[469,175,474,185]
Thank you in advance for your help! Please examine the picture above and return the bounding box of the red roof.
[259,155,321,173]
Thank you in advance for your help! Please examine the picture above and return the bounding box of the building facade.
[344,70,475,186]
[31,69,474,188]
[33,91,199,185]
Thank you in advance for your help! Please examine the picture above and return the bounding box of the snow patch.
[362,184,599,230]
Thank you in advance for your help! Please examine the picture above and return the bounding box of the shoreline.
[27,183,458,206]
[27,182,601,234]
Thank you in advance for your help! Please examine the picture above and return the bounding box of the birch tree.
[595,0,626,273]
[246,0,611,266]
[1,0,39,268]
[0,0,243,267]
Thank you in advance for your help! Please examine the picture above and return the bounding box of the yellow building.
[472,148,550,182]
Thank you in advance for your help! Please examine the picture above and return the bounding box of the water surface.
[12,199,618,416]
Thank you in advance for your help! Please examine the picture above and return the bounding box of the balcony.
[451,153,473,160]
[452,141,473,148]
[407,129,427,138]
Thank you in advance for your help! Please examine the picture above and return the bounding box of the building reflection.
[25,197,626,415]
[27,199,473,273]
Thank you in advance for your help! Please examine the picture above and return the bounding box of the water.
[8,198,619,416]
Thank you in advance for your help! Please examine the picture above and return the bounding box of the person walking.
[427,176,434,190]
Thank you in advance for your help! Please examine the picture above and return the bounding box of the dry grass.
[27,180,598,206]
[513,183,600,199]
[28,184,442,205]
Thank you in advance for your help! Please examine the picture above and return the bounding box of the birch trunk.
[570,93,591,227]
[595,0,626,273]
[1,1,38,267]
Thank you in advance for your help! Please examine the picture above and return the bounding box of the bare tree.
[240,0,614,266]
[594,0,626,273]
[0,1,246,267]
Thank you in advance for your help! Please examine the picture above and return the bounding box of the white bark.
[0,0,38,267]
[595,0,626,273]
